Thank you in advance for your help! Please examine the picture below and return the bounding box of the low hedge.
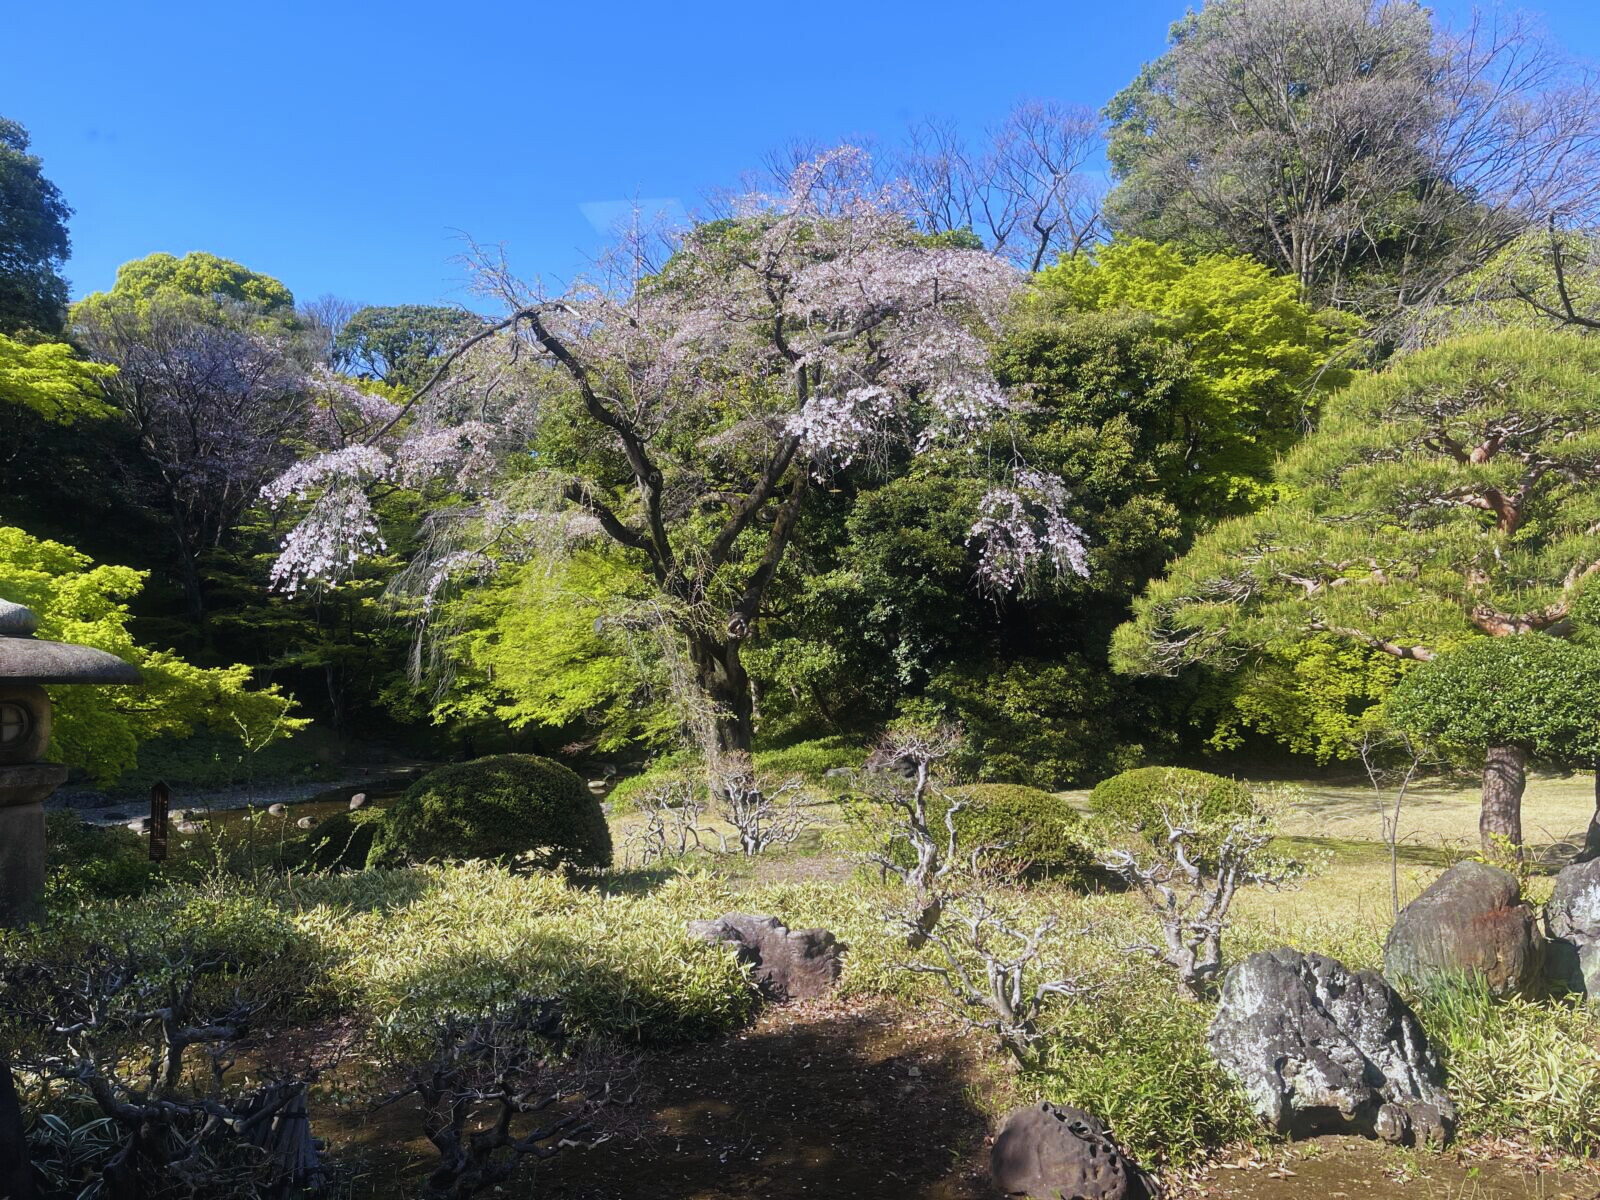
[302,807,388,871]
[1088,767,1254,835]
[942,784,1093,883]
[371,754,612,871]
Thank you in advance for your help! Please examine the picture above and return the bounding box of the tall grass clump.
[1413,979,1600,1154]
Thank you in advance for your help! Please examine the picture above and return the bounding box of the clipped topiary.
[1089,767,1253,835]
[941,784,1093,883]
[302,808,388,871]
[371,754,612,871]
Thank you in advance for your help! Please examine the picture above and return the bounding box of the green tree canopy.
[0,334,113,423]
[0,117,72,335]
[1028,239,1354,516]
[1387,635,1600,851]
[1114,328,1600,845]
[333,304,487,390]
[0,526,304,782]
[74,251,296,324]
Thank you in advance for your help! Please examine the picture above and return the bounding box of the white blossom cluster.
[784,386,897,465]
[969,469,1090,592]
[267,481,387,595]
[393,421,499,489]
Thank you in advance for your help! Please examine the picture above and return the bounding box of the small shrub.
[301,808,387,871]
[301,865,758,1052]
[943,784,1094,884]
[44,810,160,899]
[1038,982,1261,1167]
[1089,767,1253,835]
[372,755,611,871]
[752,736,866,790]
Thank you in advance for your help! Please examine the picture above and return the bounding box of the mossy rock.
[940,783,1093,884]
[302,808,388,871]
[370,754,612,871]
[1088,767,1253,835]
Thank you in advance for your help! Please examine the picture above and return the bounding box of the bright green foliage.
[0,526,306,782]
[1033,240,1354,513]
[1425,226,1600,343]
[1114,330,1600,752]
[941,783,1093,883]
[0,117,72,335]
[373,754,612,871]
[1089,767,1254,835]
[1208,636,1409,763]
[1386,635,1600,763]
[0,334,113,423]
[73,251,295,325]
[431,552,674,752]
[301,807,388,871]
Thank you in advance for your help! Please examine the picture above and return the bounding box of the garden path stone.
[1382,860,1544,998]
[1545,856,1600,999]
[990,1101,1155,1199]
[686,912,843,1001]
[1209,947,1455,1147]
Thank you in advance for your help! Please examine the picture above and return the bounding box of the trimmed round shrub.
[1088,767,1253,834]
[302,808,387,871]
[942,784,1093,883]
[371,754,612,871]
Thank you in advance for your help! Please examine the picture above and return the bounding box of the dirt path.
[321,994,1599,1199]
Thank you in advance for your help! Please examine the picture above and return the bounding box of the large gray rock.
[687,913,843,1001]
[1546,857,1600,999]
[1209,948,1455,1147]
[990,1103,1155,1200]
[1383,861,1544,998]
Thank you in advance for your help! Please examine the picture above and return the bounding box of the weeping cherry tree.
[264,149,1088,779]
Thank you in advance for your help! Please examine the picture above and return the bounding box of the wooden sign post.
[149,780,170,861]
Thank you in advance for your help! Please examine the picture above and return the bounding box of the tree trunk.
[1480,743,1527,859]
[0,1059,35,1200]
[687,634,754,760]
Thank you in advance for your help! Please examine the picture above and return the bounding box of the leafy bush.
[43,810,160,899]
[1089,767,1253,835]
[301,807,387,871]
[372,754,611,871]
[1413,978,1600,1154]
[1037,981,1261,1166]
[942,784,1094,883]
[607,748,701,812]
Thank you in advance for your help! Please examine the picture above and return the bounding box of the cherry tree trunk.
[687,634,755,761]
[1480,743,1527,859]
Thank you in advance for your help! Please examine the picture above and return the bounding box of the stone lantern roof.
[0,600,142,685]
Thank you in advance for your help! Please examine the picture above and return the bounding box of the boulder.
[991,1102,1155,1200]
[1209,947,1455,1147]
[1546,857,1600,999]
[687,912,843,1001]
[1383,861,1544,998]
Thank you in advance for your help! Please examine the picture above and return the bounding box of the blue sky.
[7,0,1600,310]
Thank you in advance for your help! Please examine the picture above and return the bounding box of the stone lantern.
[0,598,141,927]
